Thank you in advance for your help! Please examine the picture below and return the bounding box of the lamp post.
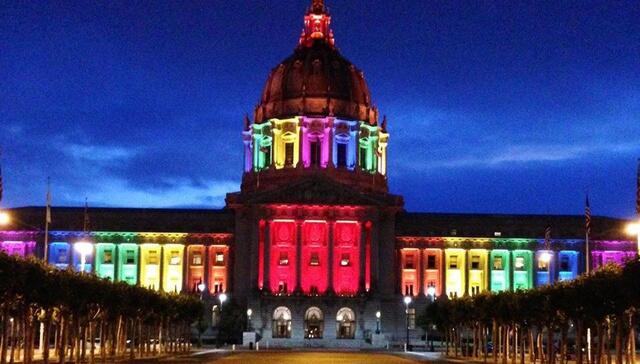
[404,295,412,352]
[375,311,381,334]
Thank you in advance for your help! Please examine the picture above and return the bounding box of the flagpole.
[44,177,51,263]
[585,193,592,364]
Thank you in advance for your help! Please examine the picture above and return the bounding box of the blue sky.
[1,0,639,218]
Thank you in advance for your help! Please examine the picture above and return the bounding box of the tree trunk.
[43,313,51,364]
[615,317,623,364]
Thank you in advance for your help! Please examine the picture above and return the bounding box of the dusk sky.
[1,0,639,218]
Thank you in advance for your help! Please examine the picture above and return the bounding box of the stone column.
[327,220,335,294]
[359,222,366,293]
[418,248,424,296]
[263,221,271,293]
[295,220,303,293]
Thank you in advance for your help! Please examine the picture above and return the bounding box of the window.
[310,252,320,266]
[213,281,224,294]
[263,145,271,166]
[538,258,549,271]
[215,252,225,265]
[340,253,350,266]
[103,250,113,264]
[304,307,324,339]
[449,256,458,269]
[336,307,356,339]
[560,256,570,271]
[427,255,437,269]
[58,249,68,263]
[192,252,203,266]
[278,281,288,293]
[337,143,347,167]
[147,251,158,265]
[285,142,294,166]
[493,256,503,270]
[514,256,525,271]
[310,140,321,167]
[471,286,480,296]
[405,255,415,269]
[471,256,481,270]
[404,284,414,296]
[169,251,181,265]
[125,250,135,264]
[359,146,367,169]
[279,252,289,266]
[407,308,416,329]
[273,307,292,339]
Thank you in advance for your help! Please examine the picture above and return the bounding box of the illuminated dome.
[254,1,377,124]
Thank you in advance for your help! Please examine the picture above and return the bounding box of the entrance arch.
[304,307,324,339]
[272,306,292,338]
[336,307,356,339]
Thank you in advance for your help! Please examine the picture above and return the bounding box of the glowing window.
[125,250,135,264]
[192,253,203,266]
[147,251,158,265]
[538,259,549,271]
[310,252,320,266]
[560,256,570,271]
[169,251,181,265]
[493,256,503,270]
[58,249,68,263]
[514,256,525,271]
[449,256,458,269]
[103,250,113,264]
[279,252,289,266]
[340,253,350,267]
[471,256,480,270]
[215,252,225,265]
[426,255,436,269]
[404,255,415,269]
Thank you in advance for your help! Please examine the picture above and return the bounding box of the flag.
[585,195,591,238]
[544,225,552,250]
[45,182,52,225]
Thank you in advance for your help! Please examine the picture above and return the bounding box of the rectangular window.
[538,259,549,271]
[310,140,320,167]
[279,252,289,266]
[169,251,181,265]
[285,143,294,166]
[514,256,525,271]
[427,255,437,269]
[340,253,350,266]
[471,255,481,270]
[103,250,113,264]
[337,143,347,167]
[560,256,570,271]
[449,256,458,269]
[215,252,225,265]
[493,256,503,270]
[359,146,367,169]
[404,284,414,296]
[192,252,203,266]
[310,252,320,266]
[147,250,158,265]
[263,146,271,166]
[58,249,68,263]
[405,255,415,269]
[125,250,135,264]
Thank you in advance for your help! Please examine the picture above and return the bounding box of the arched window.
[272,306,292,338]
[336,307,356,339]
[211,305,220,327]
[304,307,324,339]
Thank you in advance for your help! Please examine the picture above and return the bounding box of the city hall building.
[0,0,636,348]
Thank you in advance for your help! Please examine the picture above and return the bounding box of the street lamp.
[0,211,10,226]
[197,282,206,293]
[74,242,92,273]
[427,285,436,301]
[246,308,253,331]
[404,295,412,352]
[375,310,381,334]
[219,293,228,308]
[626,222,640,256]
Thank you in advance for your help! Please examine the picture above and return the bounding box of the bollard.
[256,342,259,351]
[232,344,236,351]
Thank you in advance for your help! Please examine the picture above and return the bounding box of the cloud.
[62,144,138,162]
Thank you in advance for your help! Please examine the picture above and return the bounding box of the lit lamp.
[427,285,436,301]
[539,251,552,285]
[74,242,93,273]
[404,296,412,352]
[219,293,228,306]
[197,282,206,292]
[246,308,253,331]
[375,310,381,334]
[0,211,10,226]
[626,222,640,256]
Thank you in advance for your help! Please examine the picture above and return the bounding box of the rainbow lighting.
[140,243,162,290]
[117,243,139,285]
[95,243,116,281]
[162,243,185,293]
[445,248,466,298]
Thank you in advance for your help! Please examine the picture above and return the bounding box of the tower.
[226,0,403,346]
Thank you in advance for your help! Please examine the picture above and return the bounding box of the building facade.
[0,0,637,348]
